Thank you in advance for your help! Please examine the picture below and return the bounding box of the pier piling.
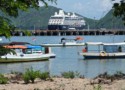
[10,29,125,36]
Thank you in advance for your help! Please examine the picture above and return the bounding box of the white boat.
[41,43,85,47]
[79,42,125,59]
[0,42,55,63]
[41,36,84,47]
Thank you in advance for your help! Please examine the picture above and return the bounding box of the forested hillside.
[96,10,125,29]
[1,6,124,30]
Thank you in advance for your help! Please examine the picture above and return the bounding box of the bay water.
[0,35,125,78]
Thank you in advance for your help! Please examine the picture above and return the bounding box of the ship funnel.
[72,12,76,17]
[59,10,65,16]
[55,12,58,15]
[68,13,70,16]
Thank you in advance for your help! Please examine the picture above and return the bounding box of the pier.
[11,29,125,36]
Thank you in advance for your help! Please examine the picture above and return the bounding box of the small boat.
[41,36,84,47]
[0,42,55,63]
[80,42,125,59]
[60,38,77,46]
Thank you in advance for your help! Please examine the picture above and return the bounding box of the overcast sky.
[47,0,121,20]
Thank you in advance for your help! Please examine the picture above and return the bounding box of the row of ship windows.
[49,22,83,25]
[49,24,83,27]
[49,20,84,22]
[49,20,83,23]
[65,19,83,20]
[50,19,83,20]
[49,23,83,25]
[49,21,82,23]
[50,17,83,20]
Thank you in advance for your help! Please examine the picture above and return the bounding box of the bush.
[0,74,8,84]
[61,71,75,79]
[23,73,30,84]
[23,68,40,84]
[38,72,50,80]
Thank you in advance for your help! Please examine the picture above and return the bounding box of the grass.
[23,68,52,84]
[61,71,82,79]
[0,74,8,84]
[23,67,40,84]
[38,72,50,80]
[61,71,75,79]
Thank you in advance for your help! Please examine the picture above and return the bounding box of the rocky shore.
[0,73,125,90]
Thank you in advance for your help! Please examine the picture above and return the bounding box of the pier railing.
[10,29,125,36]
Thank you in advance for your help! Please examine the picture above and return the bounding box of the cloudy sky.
[48,0,121,20]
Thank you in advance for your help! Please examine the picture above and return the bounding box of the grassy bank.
[0,70,125,90]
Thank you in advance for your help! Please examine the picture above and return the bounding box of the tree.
[0,0,56,56]
[0,46,16,57]
[113,0,125,24]
[0,0,56,38]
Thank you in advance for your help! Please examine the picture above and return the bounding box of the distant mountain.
[9,6,97,30]
[96,10,125,29]
[84,17,98,29]
[2,6,125,30]
[10,6,61,30]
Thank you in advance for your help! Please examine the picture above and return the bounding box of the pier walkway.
[11,29,125,36]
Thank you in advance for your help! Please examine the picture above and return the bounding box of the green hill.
[96,10,125,29]
[3,6,125,30]
[10,6,61,30]
[9,6,96,30]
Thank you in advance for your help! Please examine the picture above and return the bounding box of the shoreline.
[0,73,125,90]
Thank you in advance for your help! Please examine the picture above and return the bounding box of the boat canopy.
[85,42,103,45]
[103,42,125,46]
[27,45,42,49]
[4,45,27,49]
[85,42,125,46]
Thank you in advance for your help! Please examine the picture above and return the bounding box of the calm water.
[0,35,125,78]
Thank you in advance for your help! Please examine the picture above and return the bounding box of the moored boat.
[80,42,125,59]
[0,42,55,63]
[41,36,84,47]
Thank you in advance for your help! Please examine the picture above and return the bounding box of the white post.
[49,47,52,53]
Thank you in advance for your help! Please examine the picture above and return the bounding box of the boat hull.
[84,55,125,59]
[41,43,85,47]
[48,25,69,30]
[48,25,85,30]
[45,53,56,58]
[80,52,125,59]
[0,57,49,63]
[0,53,49,63]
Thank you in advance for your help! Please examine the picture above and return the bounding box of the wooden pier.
[11,29,125,36]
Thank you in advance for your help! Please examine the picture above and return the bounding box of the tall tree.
[0,0,56,56]
[113,0,125,24]
[0,0,56,38]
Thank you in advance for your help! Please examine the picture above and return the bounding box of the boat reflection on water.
[0,61,50,74]
[78,58,124,78]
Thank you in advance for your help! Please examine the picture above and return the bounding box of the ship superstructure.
[48,10,86,30]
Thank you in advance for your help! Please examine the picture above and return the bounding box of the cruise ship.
[48,10,86,30]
